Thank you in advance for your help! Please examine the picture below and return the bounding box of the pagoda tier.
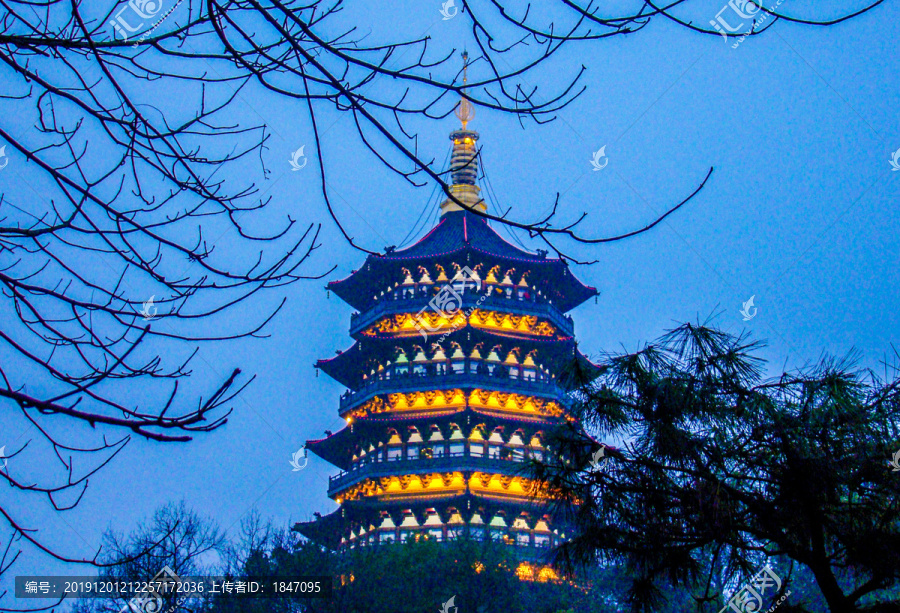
[316,325,597,389]
[307,406,567,471]
[294,492,571,558]
[328,210,598,314]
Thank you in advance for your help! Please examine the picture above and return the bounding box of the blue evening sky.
[2,0,898,589]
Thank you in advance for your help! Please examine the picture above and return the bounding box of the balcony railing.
[344,534,558,557]
[327,450,540,496]
[349,292,574,337]
[338,365,567,412]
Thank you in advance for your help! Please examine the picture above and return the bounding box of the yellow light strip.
[360,310,556,338]
[333,471,552,502]
[345,389,564,420]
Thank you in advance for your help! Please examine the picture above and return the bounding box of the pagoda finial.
[455,51,474,130]
[441,50,486,215]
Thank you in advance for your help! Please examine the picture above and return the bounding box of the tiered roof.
[328,210,597,313]
[296,56,596,555]
[316,326,594,388]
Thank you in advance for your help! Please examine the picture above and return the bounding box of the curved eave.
[293,507,344,548]
[327,253,378,309]
[306,429,356,470]
[315,342,364,387]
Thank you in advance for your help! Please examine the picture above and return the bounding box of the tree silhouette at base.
[534,324,900,612]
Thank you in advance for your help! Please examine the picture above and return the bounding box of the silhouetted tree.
[210,533,610,613]
[535,324,900,612]
[73,501,224,613]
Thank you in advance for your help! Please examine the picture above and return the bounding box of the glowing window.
[379,532,395,543]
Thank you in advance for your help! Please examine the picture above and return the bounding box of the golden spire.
[441,51,486,216]
[455,51,475,130]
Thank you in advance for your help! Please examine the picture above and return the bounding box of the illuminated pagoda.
[294,55,598,560]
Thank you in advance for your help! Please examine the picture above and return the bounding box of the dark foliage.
[214,534,608,613]
[534,324,900,612]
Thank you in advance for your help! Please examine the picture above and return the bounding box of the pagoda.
[294,56,598,559]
